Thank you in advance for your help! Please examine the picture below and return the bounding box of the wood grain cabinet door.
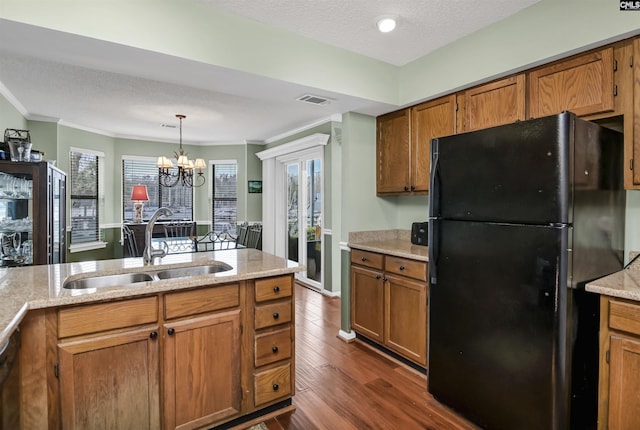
[411,95,457,191]
[377,109,411,194]
[384,274,427,366]
[608,335,640,430]
[463,74,525,132]
[351,265,384,342]
[528,47,614,118]
[58,326,161,430]
[163,309,242,430]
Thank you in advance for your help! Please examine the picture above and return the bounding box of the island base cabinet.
[163,309,242,430]
[57,326,161,430]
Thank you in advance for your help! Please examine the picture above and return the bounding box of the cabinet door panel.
[377,109,411,194]
[164,309,242,430]
[464,74,525,131]
[350,265,384,342]
[529,48,614,118]
[58,326,160,430]
[384,274,427,365]
[411,95,456,191]
[608,335,640,430]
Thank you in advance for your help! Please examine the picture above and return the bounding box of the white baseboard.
[338,330,356,342]
[322,289,341,298]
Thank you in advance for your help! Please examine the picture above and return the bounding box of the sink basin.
[63,272,154,290]
[154,263,233,280]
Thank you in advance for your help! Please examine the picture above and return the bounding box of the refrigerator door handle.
[428,219,439,284]
[429,138,440,218]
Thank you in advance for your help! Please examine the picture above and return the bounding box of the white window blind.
[212,163,237,234]
[70,150,100,244]
[122,158,193,221]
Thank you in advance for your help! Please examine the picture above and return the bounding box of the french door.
[283,149,323,289]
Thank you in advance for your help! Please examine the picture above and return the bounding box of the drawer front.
[58,296,158,338]
[255,327,292,367]
[255,300,292,329]
[384,256,427,281]
[351,249,384,270]
[255,275,293,303]
[609,299,640,336]
[164,283,239,320]
[254,362,292,406]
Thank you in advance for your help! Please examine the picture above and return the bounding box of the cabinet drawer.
[254,362,292,406]
[351,249,384,270]
[384,256,427,282]
[255,327,292,367]
[609,299,640,336]
[164,283,239,320]
[255,275,292,303]
[58,296,158,338]
[255,300,292,329]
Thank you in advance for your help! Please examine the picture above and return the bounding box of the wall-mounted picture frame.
[248,180,262,194]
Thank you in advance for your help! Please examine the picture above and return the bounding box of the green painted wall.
[0,95,27,141]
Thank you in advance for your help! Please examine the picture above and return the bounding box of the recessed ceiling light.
[377,17,397,33]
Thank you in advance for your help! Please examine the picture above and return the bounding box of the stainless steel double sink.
[63,262,233,290]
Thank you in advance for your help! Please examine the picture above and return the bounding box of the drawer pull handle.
[399,265,405,271]
[273,286,280,293]
[273,312,279,319]
[361,257,367,262]
[272,346,279,353]
[168,328,175,336]
[272,384,279,391]
[149,331,158,340]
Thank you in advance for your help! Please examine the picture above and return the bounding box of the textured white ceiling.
[200,0,540,66]
[0,0,540,144]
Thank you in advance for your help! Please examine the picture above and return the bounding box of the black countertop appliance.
[427,112,625,429]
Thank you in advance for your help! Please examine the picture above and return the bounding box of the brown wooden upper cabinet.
[376,109,411,194]
[462,74,525,132]
[528,47,615,118]
[377,96,456,195]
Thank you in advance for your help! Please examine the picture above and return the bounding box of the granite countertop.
[0,248,303,346]
[586,261,640,302]
[348,229,428,262]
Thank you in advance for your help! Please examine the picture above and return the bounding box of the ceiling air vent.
[296,94,331,106]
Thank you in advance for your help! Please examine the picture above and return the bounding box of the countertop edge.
[586,269,640,302]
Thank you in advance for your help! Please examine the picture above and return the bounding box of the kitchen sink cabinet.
[461,74,525,132]
[56,297,160,430]
[162,283,244,430]
[597,296,640,430]
[351,249,428,367]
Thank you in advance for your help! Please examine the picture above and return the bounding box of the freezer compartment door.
[428,220,571,430]
[429,113,572,224]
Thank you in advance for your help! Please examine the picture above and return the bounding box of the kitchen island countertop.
[0,248,303,346]
[348,229,428,262]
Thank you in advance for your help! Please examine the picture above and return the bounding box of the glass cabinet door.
[0,171,33,266]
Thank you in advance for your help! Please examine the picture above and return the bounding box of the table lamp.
[131,185,149,223]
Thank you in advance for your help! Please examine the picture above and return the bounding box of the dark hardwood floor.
[263,283,480,430]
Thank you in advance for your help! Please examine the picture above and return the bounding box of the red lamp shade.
[130,185,149,201]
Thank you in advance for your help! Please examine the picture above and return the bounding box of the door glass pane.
[306,159,321,282]
[287,164,299,263]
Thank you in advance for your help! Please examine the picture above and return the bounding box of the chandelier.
[157,114,206,187]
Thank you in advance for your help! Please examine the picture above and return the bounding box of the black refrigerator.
[427,112,625,430]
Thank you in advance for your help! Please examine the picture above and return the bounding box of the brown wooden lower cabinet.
[351,249,428,367]
[598,296,640,430]
[17,274,295,430]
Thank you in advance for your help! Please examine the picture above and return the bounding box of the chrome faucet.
[143,207,174,264]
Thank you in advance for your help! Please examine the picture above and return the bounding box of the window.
[70,148,102,244]
[212,162,237,235]
[122,157,193,221]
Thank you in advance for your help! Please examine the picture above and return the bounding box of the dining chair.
[122,224,139,257]
[164,221,196,240]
